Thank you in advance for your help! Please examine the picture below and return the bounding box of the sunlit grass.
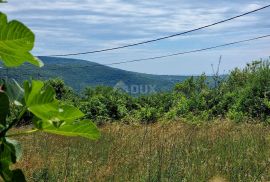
[13,121,270,181]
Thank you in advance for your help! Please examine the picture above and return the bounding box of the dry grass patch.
[10,121,270,181]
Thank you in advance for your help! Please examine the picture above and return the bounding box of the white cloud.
[1,0,269,74]
[241,3,263,12]
[3,0,266,36]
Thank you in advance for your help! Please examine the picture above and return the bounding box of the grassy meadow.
[11,121,270,182]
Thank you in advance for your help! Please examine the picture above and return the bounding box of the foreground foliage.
[0,11,100,181]
[14,122,270,181]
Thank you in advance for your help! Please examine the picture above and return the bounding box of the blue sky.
[1,0,270,75]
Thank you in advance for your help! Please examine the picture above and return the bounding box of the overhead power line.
[27,34,270,71]
[104,34,270,66]
[44,4,270,57]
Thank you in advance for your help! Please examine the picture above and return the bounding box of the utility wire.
[23,34,270,71]
[103,34,270,66]
[44,4,270,57]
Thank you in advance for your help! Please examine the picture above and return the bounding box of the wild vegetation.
[1,1,270,181]
[13,122,270,181]
[0,10,99,182]
[28,60,270,125]
[3,59,269,181]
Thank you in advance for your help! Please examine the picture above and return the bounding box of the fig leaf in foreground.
[0,12,43,67]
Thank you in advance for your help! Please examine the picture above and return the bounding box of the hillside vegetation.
[0,56,189,92]
[18,60,269,125]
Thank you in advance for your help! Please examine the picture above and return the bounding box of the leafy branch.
[0,11,100,181]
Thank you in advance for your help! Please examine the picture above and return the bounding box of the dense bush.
[44,78,74,100]
[219,61,270,121]
[78,86,138,124]
[44,60,270,124]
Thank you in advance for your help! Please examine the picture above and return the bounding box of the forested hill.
[0,56,191,92]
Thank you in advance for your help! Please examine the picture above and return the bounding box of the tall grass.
[13,121,270,181]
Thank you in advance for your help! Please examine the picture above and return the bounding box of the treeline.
[17,60,270,125]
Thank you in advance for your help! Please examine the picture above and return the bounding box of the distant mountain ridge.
[0,56,192,93]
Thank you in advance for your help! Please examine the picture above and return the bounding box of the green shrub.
[16,60,270,125]
[135,106,160,124]
[227,109,247,123]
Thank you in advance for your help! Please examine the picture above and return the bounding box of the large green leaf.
[0,12,43,67]
[24,80,84,125]
[0,161,13,181]
[3,79,24,106]
[0,139,21,164]
[24,80,100,140]
[41,120,100,140]
[0,92,9,126]
[0,162,26,182]
[11,169,26,182]
[5,138,22,162]
[29,103,84,127]
[24,80,55,107]
[0,138,23,181]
